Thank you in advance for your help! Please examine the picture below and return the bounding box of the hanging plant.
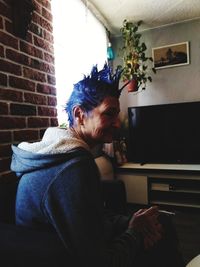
[118,19,156,92]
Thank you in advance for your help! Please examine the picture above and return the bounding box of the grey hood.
[11,127,91,176]
[17,127,90,154]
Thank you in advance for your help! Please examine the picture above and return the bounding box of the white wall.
[113,19,200,115]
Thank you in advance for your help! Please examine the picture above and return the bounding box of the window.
[51,0,107,125]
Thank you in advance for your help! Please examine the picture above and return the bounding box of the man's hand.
[128,206,163,249]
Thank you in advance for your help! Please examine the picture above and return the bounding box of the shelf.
[149,178,200,208]
[150,200,200,209]
[118,163,200,172]
[151,188,200,194]
[150,183,200,193]
[116,164,200,209]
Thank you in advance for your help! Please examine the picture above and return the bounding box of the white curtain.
[51,0,107,124]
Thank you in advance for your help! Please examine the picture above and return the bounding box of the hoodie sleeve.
[42,156,142,267]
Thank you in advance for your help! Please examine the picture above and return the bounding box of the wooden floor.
[172,208,200,265]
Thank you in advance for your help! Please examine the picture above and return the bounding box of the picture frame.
[152,42,189,69]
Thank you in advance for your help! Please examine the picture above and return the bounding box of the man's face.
[82,96,121,146]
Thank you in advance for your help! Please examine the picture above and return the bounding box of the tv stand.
[116,163,200,209]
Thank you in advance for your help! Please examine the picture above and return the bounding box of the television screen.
[127,101,200,164]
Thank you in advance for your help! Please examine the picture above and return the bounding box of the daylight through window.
[51,0,107,125]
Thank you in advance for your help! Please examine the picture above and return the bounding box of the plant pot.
[126,79,138,92]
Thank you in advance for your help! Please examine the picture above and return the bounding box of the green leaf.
[141,53,146,60]
[142,57,148,61]
[135,33,141,39]
[141,43,147,51]
[133,26,138,32]
[59,123,67,128]
[152,67,157,74]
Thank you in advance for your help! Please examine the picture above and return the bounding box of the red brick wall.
[0,0,58,181]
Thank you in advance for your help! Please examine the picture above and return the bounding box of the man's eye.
[104,111,119,117]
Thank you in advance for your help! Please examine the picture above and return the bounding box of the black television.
[127,101,200,164]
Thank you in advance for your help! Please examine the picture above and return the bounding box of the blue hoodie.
[11,127,142,267]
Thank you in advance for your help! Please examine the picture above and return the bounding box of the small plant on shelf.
[118,19,156,92]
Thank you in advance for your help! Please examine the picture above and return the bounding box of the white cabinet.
[117,173,148,204]
[116,163,200,208]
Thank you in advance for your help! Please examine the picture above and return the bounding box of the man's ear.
[73,106,85,125]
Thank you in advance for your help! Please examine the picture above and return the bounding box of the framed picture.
[152,42,189,69]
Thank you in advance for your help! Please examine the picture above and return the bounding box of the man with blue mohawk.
[11,63,184,267]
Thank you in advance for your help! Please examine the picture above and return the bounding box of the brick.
[47,74,56,85]
[5,19,28,39]
[9,76,35,91]
[44,52,54,64]
[0,144,12,157]
[0,88,23,102]
[48,96,57,106]
[25,32,33,44]
[5,19,13,34]
[30,23,43,37]
[0,158,11,172]
[0,2,12,18]
[31,59,55,74]
[28,117,49,128]
[0,102,8,115]
[14,129,39,142]
[38,106,57,117]
[0,0,55,162]
[50,117,58,127]
[32,0,42,14]
[36,0,51,10]
[29,58,40,69]
[37,83,56,95]
[6,48,30,66]
[33,35,54,53]
[0,59,22,75]
[32,12,53,32]
[0,31,18,50]
[0,45,4,57]
[24,92,47,105]
[0,16,3,29]
[0,117,26,129]
[23,67,46,82]
[42,62,54,75]
[39,128,46,139]
[43,30,53,43]
[0,131,12,143]
[42,6,52,21]
[0,73,7,86]
[20,40,43,59]
[10,103,36,116]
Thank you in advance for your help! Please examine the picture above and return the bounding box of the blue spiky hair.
[79,62,123,97]
[65,63,124,126]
